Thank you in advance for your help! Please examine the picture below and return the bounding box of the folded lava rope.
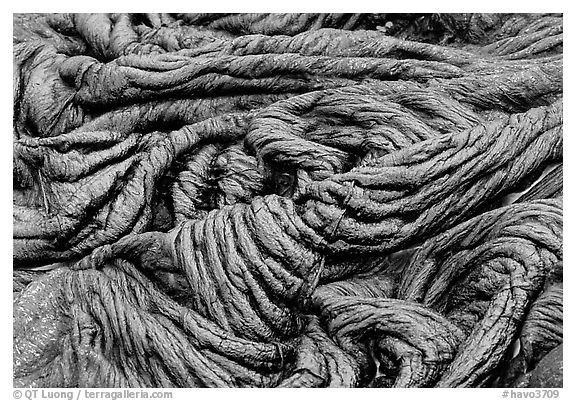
[398,198,562,386]
[12,79,497,265]
[14,19,561,140]
[14,198,561,387]
[13,13,563,388]
[310,198,562,387]
[298,100,561,254]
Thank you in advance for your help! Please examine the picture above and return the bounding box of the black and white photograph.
[10,6,567,396]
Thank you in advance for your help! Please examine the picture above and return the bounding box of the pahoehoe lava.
[13,13,563,388]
